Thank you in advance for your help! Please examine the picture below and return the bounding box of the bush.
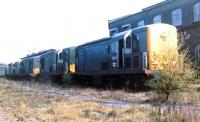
[62,72,72,83]
[82,109,91,118]
[147,32,199,103]
[107,110,117,118]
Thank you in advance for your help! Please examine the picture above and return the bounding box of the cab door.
[111,41,119,69]
[123,34,132,68]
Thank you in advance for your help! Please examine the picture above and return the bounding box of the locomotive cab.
[56,47,76,75]
[110,23,178,75]
[110,27,148,74]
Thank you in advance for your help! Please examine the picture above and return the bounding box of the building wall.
[108,0,200,63]
[109,0,200,33]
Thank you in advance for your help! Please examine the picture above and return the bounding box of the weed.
[82,109,91,118]
[107,109,117,118]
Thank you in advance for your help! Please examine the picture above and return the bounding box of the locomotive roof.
[21,49,56,60]
[77,24,173,49]
[77,27,148,48]
[77,37,110,48]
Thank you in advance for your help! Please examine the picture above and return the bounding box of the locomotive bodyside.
[40,51,57,75]
[13,62,20,76]
[20,57,40,76]
[76,24,178,77]
[76,38,110,75]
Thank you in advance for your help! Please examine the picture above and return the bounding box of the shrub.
[62,72,72,83]
[107,110,117,118]
[147,32,199,103]
[82,109,91,118]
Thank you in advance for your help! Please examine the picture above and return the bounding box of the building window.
[122,24,131,31]
[153,15,162,23]
[110,28,118,36]
[194,2,200,22]
[171,8,182,26]
[137,20,145,27]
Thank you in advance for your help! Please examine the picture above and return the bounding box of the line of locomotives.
[6,24,178,87]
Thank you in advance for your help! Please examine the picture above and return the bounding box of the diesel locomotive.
[5,23,178,85]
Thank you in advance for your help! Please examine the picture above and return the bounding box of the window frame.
[137,20,145,27]
[194,2,200,22]
[171,8,182,26]
[110,28,118,36]
[122,24,131,30]
[153,15,162,24]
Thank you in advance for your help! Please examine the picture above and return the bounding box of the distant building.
[108,0,200,64]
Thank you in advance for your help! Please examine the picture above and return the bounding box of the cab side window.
[132,35,138,51]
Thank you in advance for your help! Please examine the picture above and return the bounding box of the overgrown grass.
[0,78,151,121]
[0,78,200,121]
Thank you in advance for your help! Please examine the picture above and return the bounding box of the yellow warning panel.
[70,64,75,73]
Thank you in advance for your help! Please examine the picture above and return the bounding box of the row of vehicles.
[6,48,76,78]
[6,24,178,84]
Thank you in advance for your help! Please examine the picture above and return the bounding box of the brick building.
[108,0,200,64]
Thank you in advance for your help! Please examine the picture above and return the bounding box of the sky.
[0,0,164,64]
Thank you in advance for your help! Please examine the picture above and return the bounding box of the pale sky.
[0,0,164,64]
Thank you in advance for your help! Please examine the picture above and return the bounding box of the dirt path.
[24,89,132,107]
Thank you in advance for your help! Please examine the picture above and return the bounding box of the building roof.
[108,14,133,24]
[108,0,174,24]
[143,0,173,11]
